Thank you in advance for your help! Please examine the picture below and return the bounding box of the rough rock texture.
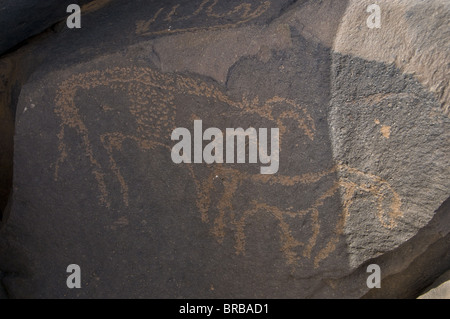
[0,62,14,218]
[335,0,450,116]
[340,196,449,299]
[329,54,449,268]
[327,0,450,297]
[0,0,113,223]
[0,272,7,299]
[0,0,448,298]
[418,270,450,299]
[0,0,107,55]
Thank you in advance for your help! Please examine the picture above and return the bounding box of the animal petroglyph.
[54,66,402,268]
[54,66,314,204]
[194,163,402,268]
[136,0,271,36]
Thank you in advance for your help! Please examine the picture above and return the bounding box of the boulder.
[0,61,14,219]
[0,0,448,298]
[0,0,109,55]
[0,0,113,219]
[0,273,7,299]
[418,270,450,299]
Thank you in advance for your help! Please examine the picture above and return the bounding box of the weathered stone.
[0,0,107,55]
[0,0,115,222]
[334,0,450,117]
[327,0,450,297]
[0,0,448,298]
[0,273,7,299]
[0,64,14,219]
[328,196,450,298]
[418,270,450,299]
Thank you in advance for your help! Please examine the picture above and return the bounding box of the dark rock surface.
[0,0,97,55]
[418,268,450,299]
[0,74,14,219]
[0,0,448,298]
[0,273,7,299]
[0,0,109,221]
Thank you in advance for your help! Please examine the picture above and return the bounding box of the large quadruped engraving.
[54,66,402,269]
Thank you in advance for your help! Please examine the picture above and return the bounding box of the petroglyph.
[136,0,271,37]
[54,66,314,205]
[54,66,402,268]
[194,164,402,268]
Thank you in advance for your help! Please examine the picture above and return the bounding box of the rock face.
[418,270,450,299]
[0,0,108,219]
[0,0,448,298]
[0,0,101,55]
[0,64,14,219]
